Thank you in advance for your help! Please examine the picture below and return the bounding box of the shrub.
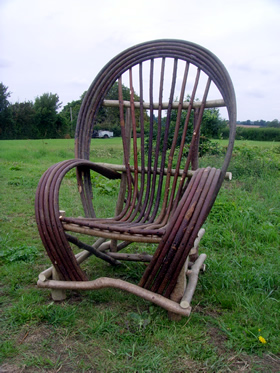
[229,144,280,178]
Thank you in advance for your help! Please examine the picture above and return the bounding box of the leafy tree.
[268,119,280,128]
[10,101,36,139]
[94,82,143,136]
[148,102,225,154]
[34,93,67,138]
[99,82,131,125]
[0,83,14,139]
[1,86,68,139]
[0,82,11,112]
[60,92,86,137]
[200,108,227,139]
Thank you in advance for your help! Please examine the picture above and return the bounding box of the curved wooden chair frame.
[36,39,236,317]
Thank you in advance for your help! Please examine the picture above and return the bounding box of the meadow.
[0,138,280,372]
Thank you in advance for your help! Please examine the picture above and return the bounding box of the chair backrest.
[75,40,236,220]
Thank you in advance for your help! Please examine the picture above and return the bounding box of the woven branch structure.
[35,39,236,315]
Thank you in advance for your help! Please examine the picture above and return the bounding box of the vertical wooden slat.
[113,78,133,220]
[171,68,201,208]
[111,108,132,250]
[135,59,154,222]
[144,57,166,222]
[191,108,200,170]
[128,63,146,221]
[120,69,140,221]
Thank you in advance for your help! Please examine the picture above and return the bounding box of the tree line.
[2,81,278,142]
[0,82,226,141]
[237,119,280,128]
[0,83,67,140]
[0,82,139,140]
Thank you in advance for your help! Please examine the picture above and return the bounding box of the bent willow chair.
[36,40,236,318]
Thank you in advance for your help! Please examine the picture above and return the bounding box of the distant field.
[0,138,280,372]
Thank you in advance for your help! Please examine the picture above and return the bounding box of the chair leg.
[51,267,67,301]
[180,254,207,308]
[168,258,189,321]
[168,227,206,320]
[189,228,205,262]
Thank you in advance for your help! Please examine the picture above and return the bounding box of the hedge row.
[221,126,280,141]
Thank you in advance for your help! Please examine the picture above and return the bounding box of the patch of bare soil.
[208,326,228,352]
[176,358,208,372]
[225,353,280,372]
[17,325,52,345]
[0,364,24,373]
[195,304,223,318]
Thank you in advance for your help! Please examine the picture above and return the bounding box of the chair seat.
[62,217,165,243]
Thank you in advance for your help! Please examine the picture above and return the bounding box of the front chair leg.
[51,267,67,301]
[168,257,189,321]
[168,227,206,320]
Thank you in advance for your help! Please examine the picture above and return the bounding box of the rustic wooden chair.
[36,39,236,318]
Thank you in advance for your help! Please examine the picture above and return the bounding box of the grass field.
[0,138,280,372]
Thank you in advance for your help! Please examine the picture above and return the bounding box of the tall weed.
[229,143,280,179]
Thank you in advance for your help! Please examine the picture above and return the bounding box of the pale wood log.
[93,162,232,180]
[168,229,206,318]
[170,257,189,303]
[106,252,152,262]
[189,228,205,256]
[51,267,66,301]
[37,277,192,316]
[97,240,111,252]
[110,239,118,252]
[187,260,206,272]
[96,240,131,253]
[169,228,205,314]
[59,210,66,218]
[180,254,207,308]
[168,257,189,321]
[103,99,225,110]
[38,270,52,282]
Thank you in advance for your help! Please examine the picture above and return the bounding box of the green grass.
[0,138,280,372]
[219,139,280,148]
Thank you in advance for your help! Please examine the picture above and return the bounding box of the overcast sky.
[1,0,279,121]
